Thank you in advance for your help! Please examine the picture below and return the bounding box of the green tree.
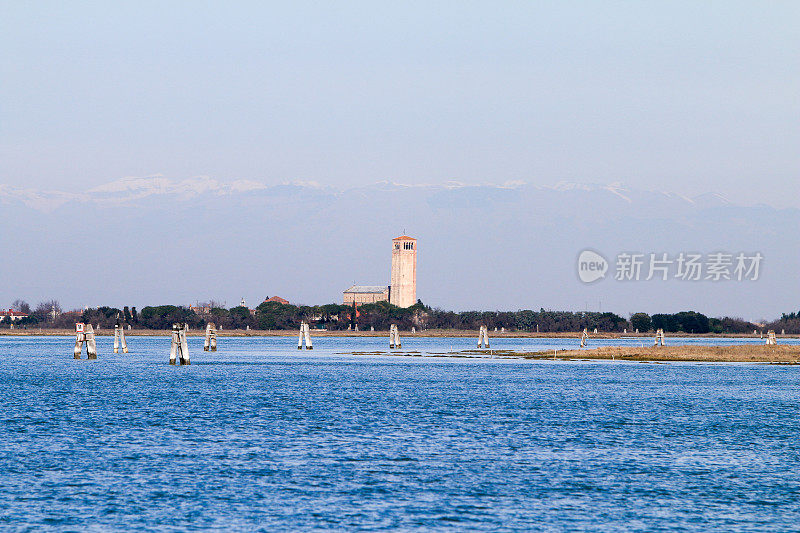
[255,301,300,329]
[630,312,652,332]
[674,311,710,333]
[651,313,679,332]
[140,305,200,329]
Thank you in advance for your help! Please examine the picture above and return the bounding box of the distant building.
[389,235,417,308]
[61,310,82,321]
[341,235,418,308]
[0,309,29,322]
[343,285,389,306]
[263,296,290,305]
[190,305,211,315]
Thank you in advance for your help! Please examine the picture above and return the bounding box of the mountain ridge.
[0,177,752,213]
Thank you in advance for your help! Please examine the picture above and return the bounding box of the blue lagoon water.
[1,335,799,531]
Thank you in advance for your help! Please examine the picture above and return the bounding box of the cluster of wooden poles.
[73,322,219,365]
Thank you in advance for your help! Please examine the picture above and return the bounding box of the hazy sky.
[2,2,799,206]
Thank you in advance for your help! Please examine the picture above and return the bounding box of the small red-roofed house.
[0,309,29,322]
[263,296,290,305]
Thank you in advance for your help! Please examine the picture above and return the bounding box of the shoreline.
[0,328,790,339]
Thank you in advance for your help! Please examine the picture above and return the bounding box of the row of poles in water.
[73,322,218,365]
[578,328,780,348]
[73,322,133,359]
[72,322,783,363]
[297,322,491,349]
[72,321,493,362]
[579,328,668,348]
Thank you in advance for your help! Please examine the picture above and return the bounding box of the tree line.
[3,298,798,334]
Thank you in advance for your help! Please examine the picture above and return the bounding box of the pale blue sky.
[2,1,799,206]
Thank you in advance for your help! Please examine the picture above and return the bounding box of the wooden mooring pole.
[74,323,98,359]
[204,323,217,351]
[477,325,490,349]
[297,322,313,349]
[169,323,190,365]
[389,324,401,349]
[113,321,128,353]
[766,330,777,346]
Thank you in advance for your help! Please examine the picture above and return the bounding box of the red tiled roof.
[392,235,416,241]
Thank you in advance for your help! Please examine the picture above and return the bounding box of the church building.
[342,235,417,308]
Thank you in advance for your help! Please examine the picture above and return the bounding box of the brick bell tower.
[389,235,417,308]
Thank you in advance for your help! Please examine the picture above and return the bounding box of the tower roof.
[392,235,416,241]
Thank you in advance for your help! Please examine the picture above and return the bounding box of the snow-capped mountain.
[0,177,796,319]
